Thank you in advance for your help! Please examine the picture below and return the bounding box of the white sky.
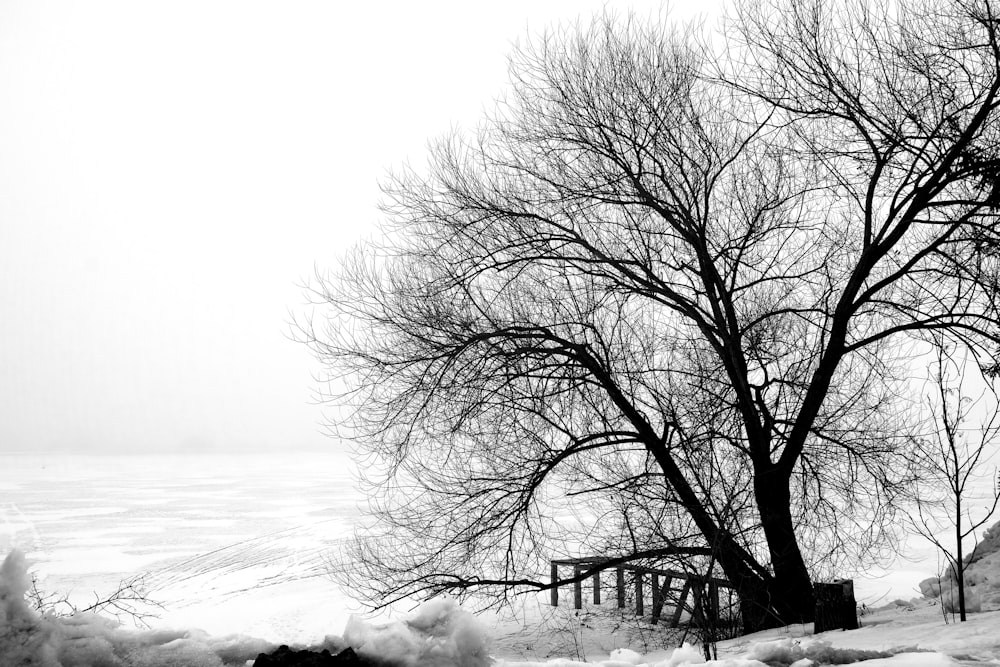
[0,1,724,454]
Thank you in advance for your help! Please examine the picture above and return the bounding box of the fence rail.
[550,558,734,628]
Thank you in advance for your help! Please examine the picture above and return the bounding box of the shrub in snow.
[0,548,59,667]
[0,549,274,667]
[1,547,493,667]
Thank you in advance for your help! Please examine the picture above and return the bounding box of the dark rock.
[253,644,369,667]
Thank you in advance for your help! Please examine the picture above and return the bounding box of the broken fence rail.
[550,558,733,627]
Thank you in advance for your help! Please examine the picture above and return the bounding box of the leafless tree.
[301,0,1000,631]
[910,342,1000,621]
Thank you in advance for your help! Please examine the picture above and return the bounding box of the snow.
[5,454,1000,666]
[4,548,1000,667]
[485,600,1000,666]
[0,549,273,667]
[918,520,1000,614]
[342,598,492,667]
[0,452,362,644]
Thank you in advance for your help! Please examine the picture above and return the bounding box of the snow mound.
[745,638,892,665]
[918,519,1000,611]
[1,548,493,667]
[494,643,751,667]
[491,640,943,667]
[0,549,274,667]
[341,597,491,667]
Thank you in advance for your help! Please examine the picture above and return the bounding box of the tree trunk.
[684,530,778,633]
[754,466,815,625]
[956,497,966,622]
[689,519,806,632]
[650,443,813,631]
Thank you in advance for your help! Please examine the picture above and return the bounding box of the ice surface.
[0,452,360,644]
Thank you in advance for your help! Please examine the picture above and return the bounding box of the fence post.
[652,576,673,624]
[635,569,644,616]
[709,581,719,626]
[574,565,583,609]
[671,579,692,628]
[550,562,558,607]
[593,570,601,605]
[691,580,705,626]
[651,573,661,624]
[617,568,625,608]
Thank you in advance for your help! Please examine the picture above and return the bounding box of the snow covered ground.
[2,545,1000,667]
[4,452,1000,666]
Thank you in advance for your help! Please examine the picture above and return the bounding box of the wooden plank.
[709,582,719,624]
[548,556,734,620]
[550,557,612,565]
[651,576,673,624]
[560,563,730,588]
[670,580,692,628]
[552,557,733,588]
[635,569,644,616]
[691,581,705,626]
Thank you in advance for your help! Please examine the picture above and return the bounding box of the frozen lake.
[0,450,366,643]
[0,449,949,648]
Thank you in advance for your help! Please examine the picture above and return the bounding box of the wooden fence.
[550,558,734,628]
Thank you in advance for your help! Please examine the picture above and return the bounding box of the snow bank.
[495,643,753,667]
[917,519,1000,612]
[745,638,893,665]
[491,639,955,667]
[0,549,491,667]
[0,549,273,667]
[492,645,954,667]
[340,597,491,667]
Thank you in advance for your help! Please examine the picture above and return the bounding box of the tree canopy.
[301,0,1000,630]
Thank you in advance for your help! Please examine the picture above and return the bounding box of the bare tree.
[27,572,163,628]
[301,0,1000,631]
[910,342,1000,621]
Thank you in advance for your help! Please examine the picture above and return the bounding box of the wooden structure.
[813,579,858,632]
[550,557,734,628]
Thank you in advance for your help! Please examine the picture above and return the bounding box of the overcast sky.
[0,1,722,455]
